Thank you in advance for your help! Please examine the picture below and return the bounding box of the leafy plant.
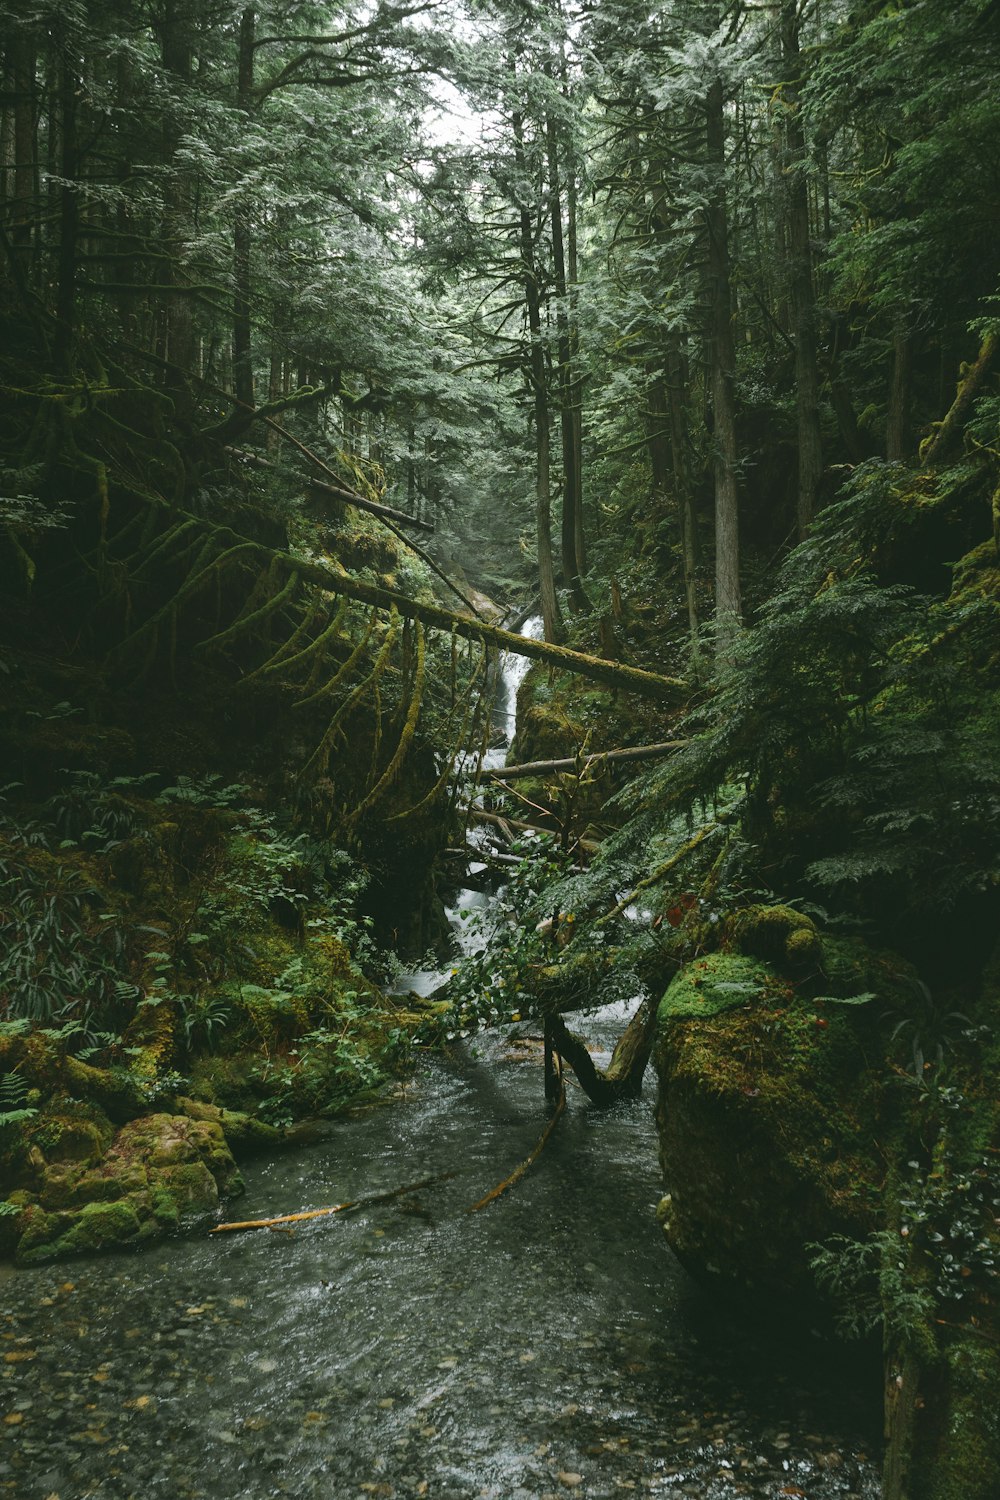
[0,1069,38,1133]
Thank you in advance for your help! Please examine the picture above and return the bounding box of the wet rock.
[653,943,899,1312]
[13,1112,244,1265]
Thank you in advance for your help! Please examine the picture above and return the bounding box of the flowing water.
[0,621,882,1500]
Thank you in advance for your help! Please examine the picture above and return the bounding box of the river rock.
[12,1111,245,1265]
[653,936,910,1313]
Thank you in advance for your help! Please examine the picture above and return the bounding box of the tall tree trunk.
[705,77,741,640]
[10,33,36,252]
[233,7,256,409]
[52,41,79,374]
[779,1,822,537]
[513,101,560,644]
[547,111,589,614]
[565,157,586,583]
[160,0,196,389]
[666,340,702,674]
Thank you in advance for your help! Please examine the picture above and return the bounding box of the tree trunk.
[547,108,590,614]
[921,331,1000,467]
[779,2,822,537]
[565,150,586,582]
[160,0,196,389]
[10,33,35,251]
[52,41,79,374]
[666,339,702,673]
[549,1000,656,1105]
[233,7,256,409]
[705,77,741,640]
[513,101,561,644]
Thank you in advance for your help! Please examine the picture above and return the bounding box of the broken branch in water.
[467,1061,565,1212]
[210,1172,454,1233]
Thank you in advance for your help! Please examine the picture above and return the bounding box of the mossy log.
[921,332,1000,467]
[225,446,434,532]
[475,740,688,781]
[462,804,601,855]
[281,552,686,701]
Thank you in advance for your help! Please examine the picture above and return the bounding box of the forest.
[0,1,999,1498]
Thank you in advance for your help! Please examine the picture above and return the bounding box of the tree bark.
[549,999,656,1105]
[705,77,741,641]
[477,739,687,781]
[159,0,196,389]
[921,332,1000,467]
[233,7,256,408]
[565,146,586,583]
[512,98,561,645]
[547,107,590,614]
[666,339,702,672]
[10,32,36,251]
[779,2,822,538]
[52,40,79,374]
[886,315,913,462]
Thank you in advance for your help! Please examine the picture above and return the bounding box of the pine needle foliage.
[613,459,1000,939]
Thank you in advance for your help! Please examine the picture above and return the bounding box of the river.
[0,622,881,1500]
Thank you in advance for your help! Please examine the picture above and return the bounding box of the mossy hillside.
[654,944,893,1310]
[0,739,439,1264]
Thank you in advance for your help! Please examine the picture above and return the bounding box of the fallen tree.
[548,999,658,1106]
[225,446,434,532]
[474,740,688,782]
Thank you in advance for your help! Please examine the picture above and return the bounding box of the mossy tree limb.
[921,332,1000,468]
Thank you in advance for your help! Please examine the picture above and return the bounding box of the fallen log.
[210,1172,453,1233]
[468,1062,565,1212]
[276,554,687,701]
[461,805,601,854]
[226,446,489,620]
[549,999,657,1105]
[225,446,434,532]
[474,740,688,782]
[102,482,687,700]
[921,331,1000,467]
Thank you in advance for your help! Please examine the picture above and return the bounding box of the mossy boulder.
[13,1110,245,1265]
[654,947,890,1314]
[175,1096,282,1154]
[729,904,822,969]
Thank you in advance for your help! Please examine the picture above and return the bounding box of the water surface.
[1,1013,879,1500]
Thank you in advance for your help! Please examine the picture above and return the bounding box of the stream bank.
[0,1014,881,1500]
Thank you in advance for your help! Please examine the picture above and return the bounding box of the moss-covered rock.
[12,1109,245,1265]
[174,1096,282,1153]
[654,946,889,1314]
[729,904,822,969]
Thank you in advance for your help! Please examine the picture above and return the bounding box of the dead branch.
[468,1064,565,1212]
[210,1172,454,1233]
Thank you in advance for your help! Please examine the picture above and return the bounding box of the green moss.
[916,1340,1000,1500]
[658,952,783,1023]
[654,949,889,1309]
[52,1198,144,1256]
[156,1161,220,1213]
[148,1184,181,1229]
[730,904,821,968]
[40,1162,145,1210]
[174,1096,282,1153]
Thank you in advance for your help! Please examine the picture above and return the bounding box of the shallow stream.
[0,622,882,1500]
